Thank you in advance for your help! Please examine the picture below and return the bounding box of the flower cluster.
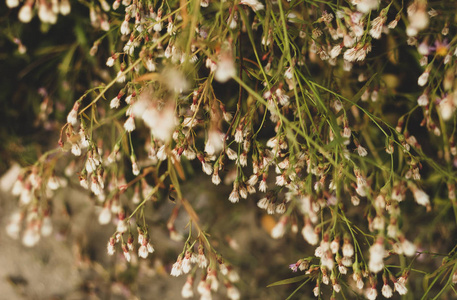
[5,0,457,299]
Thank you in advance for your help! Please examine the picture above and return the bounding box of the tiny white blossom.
[382,284,393,298]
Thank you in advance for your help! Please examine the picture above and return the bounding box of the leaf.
[267,274,308,287]
[285,279,310,300]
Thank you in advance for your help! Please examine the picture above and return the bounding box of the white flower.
[258,180,267,192]
[338,264,347,274]
[197,254,208,269]
[240,0,264,11]
[6,0,19,8]
[357,145,368,157]
[271,220,285,239]
[394,279,408,295]
[116,70,126,83]
[171,259,183,276]
[18,5,33,23]
[205,131,224,155]
[106,56,115,67]
[355,276,364,290]
[368,241,385,273]
[59,0,71,15]
[181,277,194,298]
[382,284,393,298]
[120,19,131,35]
[132,97,178,142]
[313,285,320,297]
[67,103,80,125]
[342,242,354,257]
[417,94,428,106]
[116,219,128,233]
[401,239,416,256]
[227,285,240,300]
[123,115,135,132]
[6,212,22,239]
[365,287,377,300]
[385,17,397,29]
[408,4,429,32]
[229,188,240,203]
[201,161,213,175]
[275,174,286,186]
[276,203,286,214]
[301,223,318,245]
[418,71,429,86]
[354,0,380,13]
[182,257,192,274]
[369,16,385,39]
[21,225,39,247]
[330,45,342,58]
[98,206,112,225]
[110,96,120,109]
[343,47,358,62]
[438,97,455,121]
[214,53,236,83]
[212,173,221,185]
[413,188,429,206]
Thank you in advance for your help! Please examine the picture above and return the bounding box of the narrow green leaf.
[267,274,308,287]
[285,278,311,300]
